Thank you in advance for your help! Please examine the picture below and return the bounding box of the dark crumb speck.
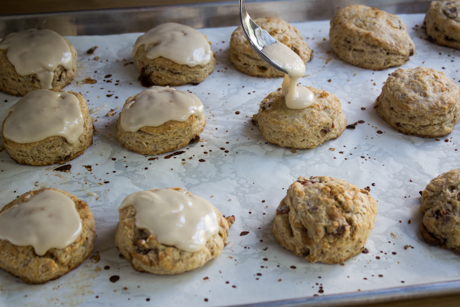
[86,46,98,54]
[362,248,369,254]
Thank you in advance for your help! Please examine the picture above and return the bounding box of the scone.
[115,188,234,274]
[132,23,215,86]
[0,28,77,96]
[375,67,460,137]
[0,188,96,284]
[229,17,313,78]
[2,89,93,165]
[116,86,206,155]
[425,0,460,50]
[252,88,347,148]
[420,169,460,254]
[329,5,415,70]
[272,176,378,264]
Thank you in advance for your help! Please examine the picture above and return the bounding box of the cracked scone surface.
[420,169,460,254]
[252,88,347,149]
[116,94,206,155]
[133,37,215,86]
[115,188,234,274]
[425,0,460,50]
[329,5,415,70]
[0,188,96,284]
[0,38,77,96]
[2,91,93,166]
[272,176,378,264]
[229,17,313,78]
[376,67,460,137]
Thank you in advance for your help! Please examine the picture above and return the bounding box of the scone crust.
[133,36,215,86]
[376,67,460,137]
[115,187,231,274]
[0,188,96,284]
[329,5,415,70]
[229,17,313,78]
[252,88,347,149]
[116,94,206,155]
[424,0,460,50]
[0,38,77,96]
[420,169,460,254]
[2,90,93,165]
[272,176,378,264]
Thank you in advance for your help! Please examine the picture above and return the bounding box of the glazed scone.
[2,89,93,166]
[421,169,460,254]
[252,88,347,148]
[425,1,460,50]
[132,23,215,86]
[115,188,234,274]
[0,29,77,96]
[329,5,415,70]
[116,86,206,155]
[229,17,313,78]
[0,188,96,284]
[273,176,378,264]
[376,67,460,137]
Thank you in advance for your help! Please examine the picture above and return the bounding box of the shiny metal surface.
[0,0,432,37]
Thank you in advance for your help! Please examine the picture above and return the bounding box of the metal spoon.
[238,0,288,75]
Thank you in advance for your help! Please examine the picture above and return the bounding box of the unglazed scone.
[115,188,234,274]
[425,0,460,50]
[252,88,347,148]
[375,67,460,137]
[0,29,77,96]
[2,89,93,165]
[0,188,96,284]
[421,169,460,254]
[329,5,415,70]
[229,17,313,78]
[132,23,215,86]
[116,86,206,155]
[272,176,378,264]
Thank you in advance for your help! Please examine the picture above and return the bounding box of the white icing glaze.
[262,41,314,109]
[0,29,73,89]
[0,189,82,256]
[119,189,219,252]
[119,86,203,132]
[132,23,212,67]
[3,89,84,144]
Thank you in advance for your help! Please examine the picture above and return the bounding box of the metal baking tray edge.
[2,1,458,307]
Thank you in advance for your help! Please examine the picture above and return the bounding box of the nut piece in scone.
[272,176,377,264]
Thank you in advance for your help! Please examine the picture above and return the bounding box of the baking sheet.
[1,14,460,307]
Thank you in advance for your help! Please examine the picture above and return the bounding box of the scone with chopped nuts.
[132,23,215,86]
[0,29,77,96]
[329,5,415,70]
[115,188,235,274]
[116,86,206,155]
[252,88,347,149]
[425,0,460,50]
[421,169,460,254]
[0,188,96,284]
[229,17,313,77]
[272,176,378,264]
[2,89,93,165]
[376,67,460,137]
